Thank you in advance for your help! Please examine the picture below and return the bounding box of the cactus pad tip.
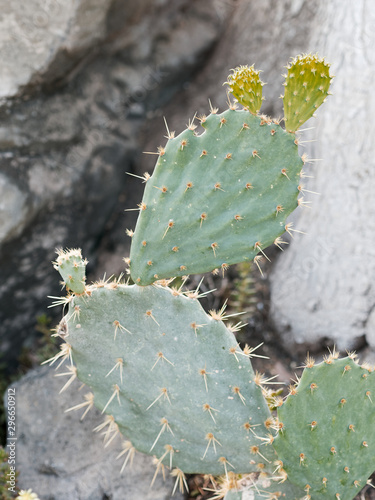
[53,248,87,295]
[225,65,265,114]
[283,53,333,132]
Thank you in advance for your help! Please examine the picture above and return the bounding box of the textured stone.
[0,0,228,367]
[8,366,184,500]
[270,1,375,350]
[0,0,112,98]
[0,172,27,242]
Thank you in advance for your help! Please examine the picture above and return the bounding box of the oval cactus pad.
[130,109,303,285]
[51,253,278,476]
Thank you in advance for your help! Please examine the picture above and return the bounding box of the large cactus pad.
[53,251,277,475]
[130,109,303,285]
[273,356,375,500]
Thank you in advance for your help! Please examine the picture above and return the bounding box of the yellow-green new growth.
[53,248,87,295]
[225,65,264,114]
[283,53,333,132]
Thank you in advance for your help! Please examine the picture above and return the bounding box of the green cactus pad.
[53,254,277,475]
[283,54,332,132]
[225,65,264,114]
[273,356,375,500]
[53,248,87,294]
[130,109,303,285]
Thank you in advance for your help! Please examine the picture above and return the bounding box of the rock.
[367,309,375,349]
[270,1,375,350]
[0,0,229,368]
[7,366,185,500]
[0,172,27,242]
[0,0,113,98]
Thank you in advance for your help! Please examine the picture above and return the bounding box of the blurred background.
[1,0,375,498]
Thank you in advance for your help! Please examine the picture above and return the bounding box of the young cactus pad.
[224,65,264,114]
[53,248,87,294]
[52,250,278,476]
[129,109,303,285]
[273,356,375,500]
[283,54,332,132]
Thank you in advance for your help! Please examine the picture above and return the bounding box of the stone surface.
[0,0,228,368]
[7,365,184,500]
[270,1,375,350]
[0,0,112,98]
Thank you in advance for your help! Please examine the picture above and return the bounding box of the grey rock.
[270,1,375,350]
[367,308,375,349]
[0,172,27,242]
[0,0,228,367]
[9,366,185,500]
[0,0,113,98]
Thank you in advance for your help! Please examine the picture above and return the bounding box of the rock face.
[7,366,184,500]
[0,0,229,367]
[270,1,375,351]
[0,0,113,98]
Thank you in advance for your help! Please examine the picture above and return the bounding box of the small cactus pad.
[53,248,87,294]
[273,356,375,500]
[130,109,303,285]
[283,54,332,132]
[225,65,264,113]
[53,253,278,475]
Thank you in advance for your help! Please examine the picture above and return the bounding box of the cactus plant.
[229,262,257,319]
[44,55,375,499]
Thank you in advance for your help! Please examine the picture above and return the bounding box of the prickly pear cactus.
[283,54,332,132]
[129,56,332,286]
[51,250,278,477]
[54,248,87,294]
[224,65,264,114]
[273,355,375,500]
